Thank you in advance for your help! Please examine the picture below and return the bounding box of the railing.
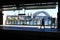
[5,19,57,27]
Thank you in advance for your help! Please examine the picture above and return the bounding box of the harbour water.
[2,26,58,32]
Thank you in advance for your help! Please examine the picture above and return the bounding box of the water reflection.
[3,26,59,32]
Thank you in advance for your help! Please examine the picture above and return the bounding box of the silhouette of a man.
[40,18,45,28]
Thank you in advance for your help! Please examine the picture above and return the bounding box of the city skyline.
[2,5,58,25]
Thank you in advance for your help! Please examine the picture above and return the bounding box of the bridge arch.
[33,11,51,18]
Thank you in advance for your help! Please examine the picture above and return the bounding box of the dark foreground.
[0,26,60,40]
